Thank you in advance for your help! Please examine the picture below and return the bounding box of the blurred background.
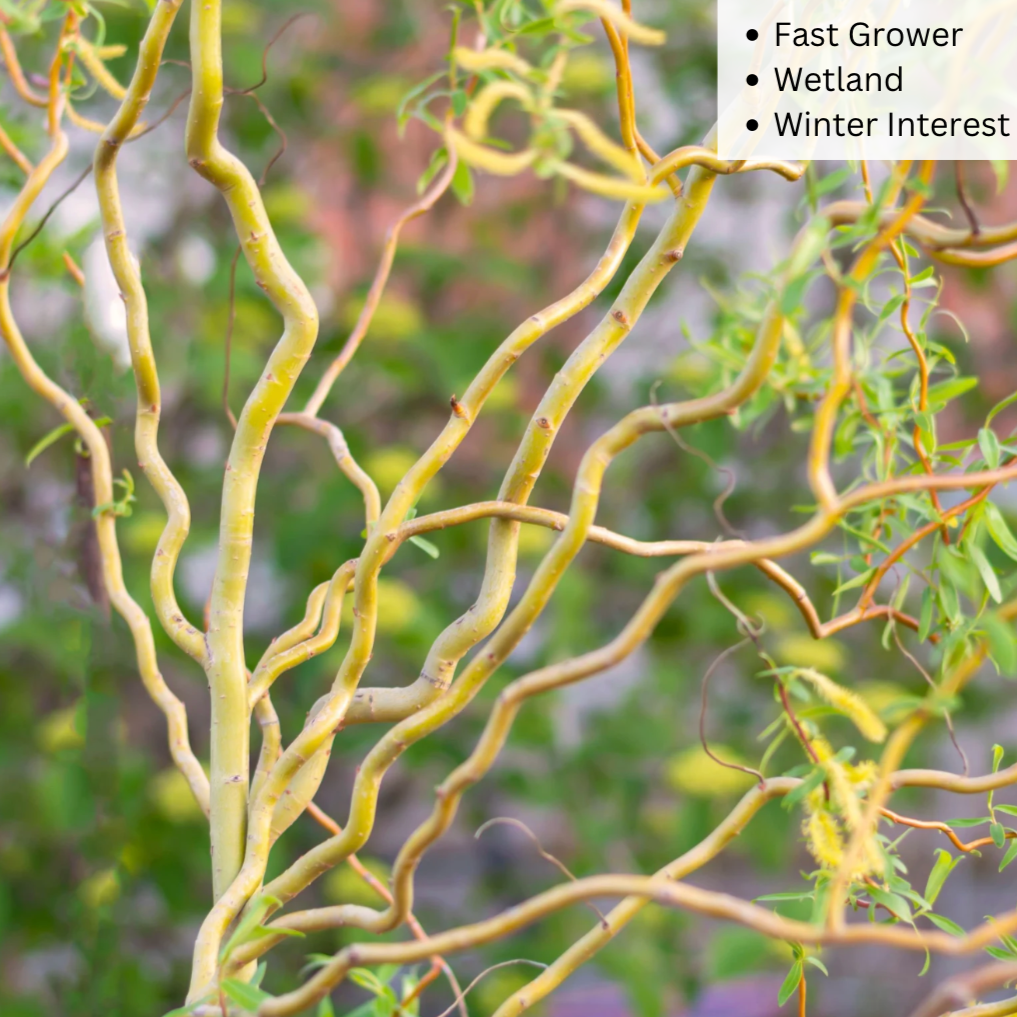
[2,1,1017,1015]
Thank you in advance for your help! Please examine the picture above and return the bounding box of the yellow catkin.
[464,81,533,141]
[803,797,881,879]
[554,162,669,202]
[75,39,127,100]
[447,128,537,176]
[554,108,644,181]
[828,762,864,828]
[810,736,864,829]
[805,737,883,878]
[453,46,533,77]
[555,0,666,46]
[803,807,844,869]
[799,669,888,743]
[847,760,877,788]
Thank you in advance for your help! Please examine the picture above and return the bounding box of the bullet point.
[746,73,758,85]
[746,119,759,131]
[746,28,758,40]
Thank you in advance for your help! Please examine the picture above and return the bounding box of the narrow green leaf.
[808,873,832,925]
[877,293,906,327]
[985,504,1017,561]
[375,964,401,985]
[25,422,75,467]
[927,376,978,408]
[777,960,803,1006]
[988,945,1017,960]
[416,147,448,194]
[938,579,961,627]
[241,924,305,944]
[349,968,388,995]
[923,849,960,907]
[925,912,965,937]
[805,955,829,976]
[222,979,273,1013]
[969,543,1002,603]
[813,167,852,197]
[408,535,440,559]
[944,817,991,828]
[866,885,912,922]
[984,612,1017,676]
[914,410,935,440]
[396,71,445,131]
[832,567,877,596]
[780,273,813,316]
[782,767,826,810]
[1000,841,1017,872]
[515,16,556,34]
[220,894,283,960]
[988,389,1017,426]
[450,160,474,206]
[995,805,1017,816]
[979,427,1002,468]
[317,997,336,1017]
[991,822,1006,849]
[301,953,335,974]
[892,573,912,612]
[881,616,894,651]
[372,991,396,1017]
[810,552,843,566]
